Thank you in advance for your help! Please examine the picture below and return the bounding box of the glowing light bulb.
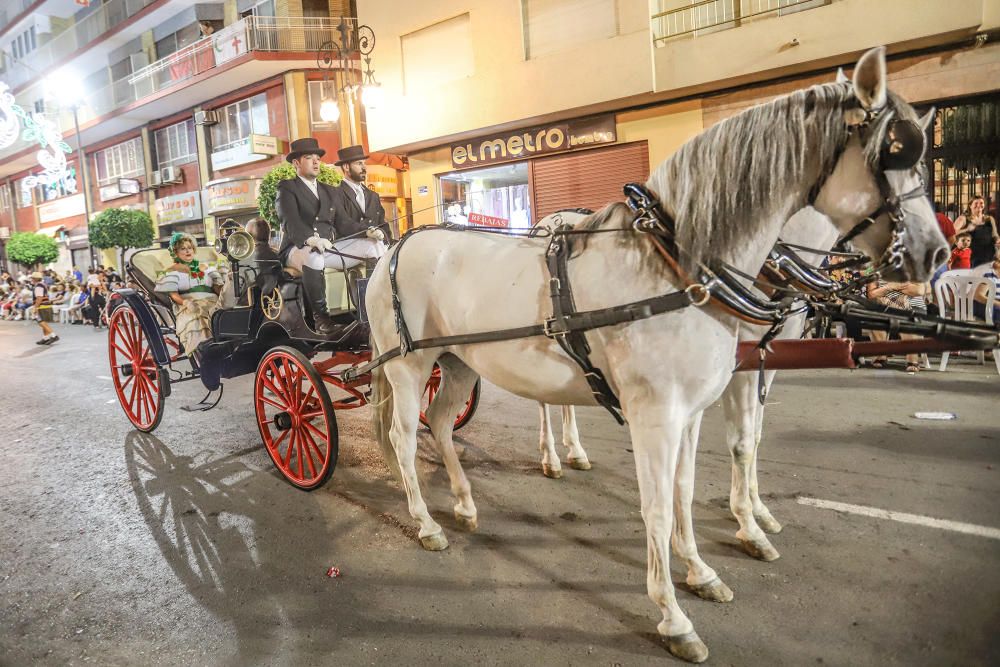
[319,98,340,123]
[361,83,383,109]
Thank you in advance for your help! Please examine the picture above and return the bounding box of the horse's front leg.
[561,406,592,470]
[630,408,709,663]
[672,411,733,603]
[385,358,449,550]
[538,403,564,479]
[722,373,780,561]
[749,371,782,533]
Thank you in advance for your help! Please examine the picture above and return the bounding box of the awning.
[38,225,66,238]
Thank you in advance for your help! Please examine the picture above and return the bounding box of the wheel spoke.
[266,360,293,405]
[295,431,305,479]
[119,373,135,392]
[301,427,325,469]
[269,427,289,455]
[260,376,289,408]
[283,430,298,468]
[299,428,317,478]
[258,393,286,411]
[298,384,316,413]
[112,341,131,359]
[304,418,328,442]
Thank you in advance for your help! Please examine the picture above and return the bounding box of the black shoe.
[301,266,337,336]
[46,335,59,344]
[36,338,48,345]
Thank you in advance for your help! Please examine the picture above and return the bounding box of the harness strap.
[546,228,625,425]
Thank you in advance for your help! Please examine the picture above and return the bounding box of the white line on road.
[96,375,112,380]
[106,399,117,404]
[797,496,1000,540]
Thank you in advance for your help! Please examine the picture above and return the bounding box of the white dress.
[154,265,223,354]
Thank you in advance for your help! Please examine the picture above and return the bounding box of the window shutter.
[530,141,649,222]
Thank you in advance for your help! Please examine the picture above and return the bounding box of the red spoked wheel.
[419,364,481,431]
[108,306,166,432]
[254,346,338,491]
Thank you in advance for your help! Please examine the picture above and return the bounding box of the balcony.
[0,16,357,178]
[4,0,157,91]
[652,0,828,43]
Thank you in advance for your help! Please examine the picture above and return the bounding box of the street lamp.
[45,71,96,267]
[316,23,380,145]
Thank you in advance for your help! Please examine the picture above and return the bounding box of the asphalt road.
[1,320,999,666]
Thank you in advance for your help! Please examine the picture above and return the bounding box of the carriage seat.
[275,264,356,314]
[129,247,229,309]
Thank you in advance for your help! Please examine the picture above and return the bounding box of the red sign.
[468,212,509,228]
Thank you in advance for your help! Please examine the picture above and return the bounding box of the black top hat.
[335,144,369,166]
[286,137,326,163]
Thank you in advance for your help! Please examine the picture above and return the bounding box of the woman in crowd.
[154,232,223,357]
[954,195,1000,268]
[866,279,929,374]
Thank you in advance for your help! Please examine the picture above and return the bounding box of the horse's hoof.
[665,631,709,663]
[455,513,478,532]
[420,532,450,551]
[567,458,592,470]
[690,576,734,603]
[755,513,783,534]
[542,464,563,479]
[740,538,780,562]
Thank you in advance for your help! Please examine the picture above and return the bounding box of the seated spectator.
[973,250,1000,325]
[949,232,972,270]
[86,268,101,288]
[66,286,88,324]
[83,284,107,329]
[866,280,928,374]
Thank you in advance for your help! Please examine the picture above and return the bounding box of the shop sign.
[38,194,86,224]
[468,212,508,228]
[365,165,400,198]
[451,115,616,168]
[155,191,203,225]
[213,21,248,65]
[211,137,271,171]
[203,178,261,213]
[250,134,279,155]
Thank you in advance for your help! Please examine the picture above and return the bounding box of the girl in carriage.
[154,232,224,355]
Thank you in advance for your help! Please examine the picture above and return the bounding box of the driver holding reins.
[276,138,388,335]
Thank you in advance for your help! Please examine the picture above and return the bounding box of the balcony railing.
[3,0,155,90]
[652,0,829,42]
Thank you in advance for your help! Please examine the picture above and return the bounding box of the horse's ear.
[918,107,935,131]
[852,46,887,111]
[835,67,849,84]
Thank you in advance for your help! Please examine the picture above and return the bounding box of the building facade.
[0,0,409,273]
[356,0,1000,231]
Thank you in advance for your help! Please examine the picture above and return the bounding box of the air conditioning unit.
[159,166,183,184]
[194,109,220,126]
[148,171,162,187]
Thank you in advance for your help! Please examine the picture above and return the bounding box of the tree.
[257,161,342,231]
[7,232,59,268]
[89,207,155,268]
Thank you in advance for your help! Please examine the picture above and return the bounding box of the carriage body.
[105,238,478,491]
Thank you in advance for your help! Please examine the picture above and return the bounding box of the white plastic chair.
[934,274,999,374]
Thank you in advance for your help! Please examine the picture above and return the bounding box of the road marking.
[797,496,1000,540]
[96,375,112,380]
[106,399,117,404]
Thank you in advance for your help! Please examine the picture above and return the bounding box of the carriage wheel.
[419,364,481,431]
[108,306,165,432]
[254,346,338,491]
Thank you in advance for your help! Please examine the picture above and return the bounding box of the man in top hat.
[275,137,347,336]
[331,144,391,261]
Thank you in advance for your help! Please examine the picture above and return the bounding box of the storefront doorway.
[439,162,531,229]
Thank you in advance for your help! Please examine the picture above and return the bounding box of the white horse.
[366,48,946,662]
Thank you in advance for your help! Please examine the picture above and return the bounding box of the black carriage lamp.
[215,218,254,262]
[317,23,381,143]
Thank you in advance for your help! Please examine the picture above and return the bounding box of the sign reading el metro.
[451,115,616,168]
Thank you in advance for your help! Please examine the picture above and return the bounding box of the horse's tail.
[369,337,402,482]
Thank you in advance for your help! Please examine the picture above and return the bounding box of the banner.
[468,212,509,228]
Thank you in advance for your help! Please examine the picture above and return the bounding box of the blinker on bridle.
[830,104,928,274]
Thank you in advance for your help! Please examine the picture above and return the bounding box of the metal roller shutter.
[530,141,649,222]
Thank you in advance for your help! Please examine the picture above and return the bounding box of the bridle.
[825,102,929,277]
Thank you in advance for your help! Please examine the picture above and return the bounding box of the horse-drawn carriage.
[106,220,478,491]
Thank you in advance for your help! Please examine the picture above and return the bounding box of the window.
[95,137,144,185]
[240,0,275,19]
[210,93,269,149]
[16,178,32,207]
[156,22,205,59]
[154,119,197,168]
[401,14,473,94]
[33,99,45,114]
[10,26,37,60]
[307,80,339,128]
[522,0,617,59]
[0,183,12,212]
[33,165,78,202]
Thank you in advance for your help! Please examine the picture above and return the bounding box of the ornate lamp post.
[316,22,379,146]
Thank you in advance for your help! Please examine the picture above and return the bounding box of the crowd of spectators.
[0,266,123,333]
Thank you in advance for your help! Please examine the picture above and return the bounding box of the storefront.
[154,190,204,247]
[37,194,88,274]
[435,114,647,228]
[202,176,263,243]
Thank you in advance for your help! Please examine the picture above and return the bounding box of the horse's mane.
[575,82,918,270]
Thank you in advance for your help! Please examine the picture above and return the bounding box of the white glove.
[305,235,325,251]
[366,227,386,243]
[319,238,334,252]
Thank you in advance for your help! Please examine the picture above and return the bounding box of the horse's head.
[812,47,946,282]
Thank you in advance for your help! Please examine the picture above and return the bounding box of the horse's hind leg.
[672,411,733,603]
[427,355,479,531]
[385,354,450,551]
[538,403,564,479]
[561,406,591,470]
[630,405,709,663]
[722,373,780,561]
[749,370,782,533]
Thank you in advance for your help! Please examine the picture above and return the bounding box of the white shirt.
[298,176,319,199]
[344,178,366,213]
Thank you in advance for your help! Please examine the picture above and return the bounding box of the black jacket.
[276,177,340,259]
[332,180,390,240]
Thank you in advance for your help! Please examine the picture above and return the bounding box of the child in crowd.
[949,232,972,270]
